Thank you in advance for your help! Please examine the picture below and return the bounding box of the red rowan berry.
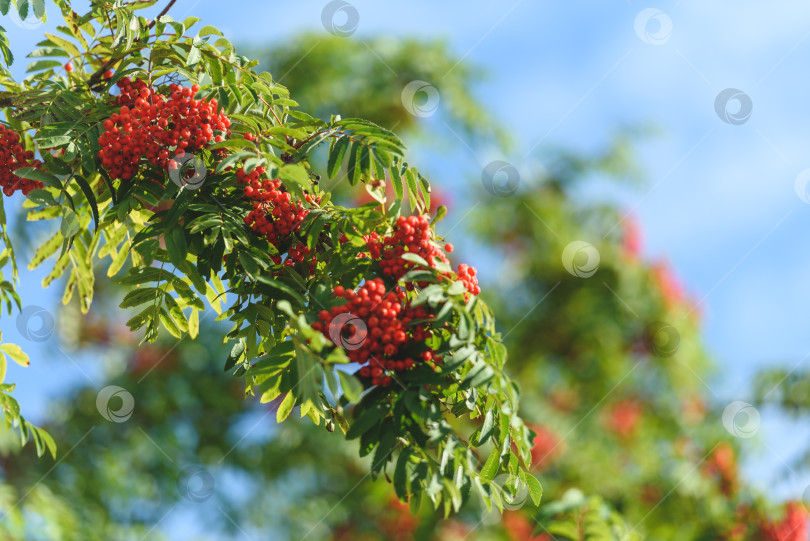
[315,279,442,387]
[98,78,230,180]
[0,127,43,196]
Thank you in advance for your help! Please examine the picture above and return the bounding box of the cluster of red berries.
[703,442,738,497]
[364,215,481,297]
[760,503,808,541]
[365,215,449,280]
[287,242,311,266]
[311,279,440,386]
[456,263,481,296]
[0,127,43,196]
[97,78,230,180]
[238,166,313,249]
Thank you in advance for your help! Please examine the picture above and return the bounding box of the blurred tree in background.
[254,33,507,146]
[0,10,805,541]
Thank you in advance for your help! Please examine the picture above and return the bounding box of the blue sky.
[2,0,810,507]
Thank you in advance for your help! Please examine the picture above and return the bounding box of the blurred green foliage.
[254,33,509,147]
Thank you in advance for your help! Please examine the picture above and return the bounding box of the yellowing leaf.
[0,343,29,367]
[188,310,199,339]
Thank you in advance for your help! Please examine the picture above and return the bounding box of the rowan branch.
[85,0,178,90]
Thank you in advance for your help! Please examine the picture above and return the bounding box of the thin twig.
[86,0,178,89]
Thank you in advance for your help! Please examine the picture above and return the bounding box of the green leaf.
[224,340,245,371]
[346,404,386,440]
[26,59,62,72]
[119,287,160,308]
[182,16,202,30]
[163,295,189,334]
[279,164,311,189]
[28,231,63,270]
[107,244,130,277]
[73,175,99,229]
[394,449,411,500]
[44,33,80,59]
[400,253,432,272]
[327,136,349,179]
[60,209,79,238]
[255,274,306,306]
[36,427,57,458]
[337,370,364,402]
[14,167,61,189]
[447,280,466,297]
[165,227,188,268]
[0,344,29,367]
[418,174,431,210]
[432,205,447,224]
[390,163,404,201]
[347,143,362,185]
[188,310,199,339]
[31,0,45,19]
[197,25,223,37]
[187,46,201,66]
[477,409,495,446]
[404,168,419,212]
[117,267,175,286]
[26,189,57,207]
[520,470,543,506]
[159,307,182,338]
[480,445,500,481]
[276,392,295,422]
[462,362,495,388]
[372,424,396,472]
[35,136,73,148]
